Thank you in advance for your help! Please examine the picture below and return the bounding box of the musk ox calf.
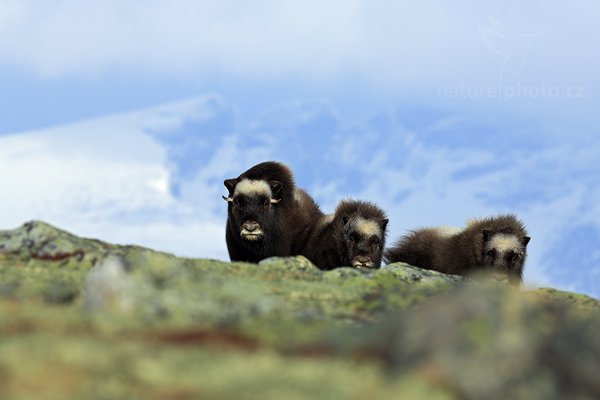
[302,200,389,270]
[223,161,322,263]
[384,214,530,284]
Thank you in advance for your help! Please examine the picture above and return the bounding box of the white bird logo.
[478,17,544,88]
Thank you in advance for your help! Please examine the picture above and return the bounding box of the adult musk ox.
[302,200,389,270]
[384,214,530,284]
[223,161,322,263]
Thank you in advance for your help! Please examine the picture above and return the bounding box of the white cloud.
[0,95,233,260]
[0,132,168,214]
[1,0,598,95]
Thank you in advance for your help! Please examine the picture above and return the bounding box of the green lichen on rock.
[530,287,600,311]
[82,253,462,332]
[323,285,600,399]
[0,220,599,399]
[0,220,108,266]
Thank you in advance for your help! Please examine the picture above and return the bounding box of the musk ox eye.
[487,249,496,258]
[262,199,269,207]
[510,253,519,262]
[349,232,360,244]
[370,237,381,246]
[233,197,242,206]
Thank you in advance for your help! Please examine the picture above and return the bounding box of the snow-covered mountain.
[1,95,598,297]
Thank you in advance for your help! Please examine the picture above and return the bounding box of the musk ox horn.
[270,198,281,204]
[222,195,233,202]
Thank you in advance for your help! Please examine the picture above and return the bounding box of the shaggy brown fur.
[223,161,322,263]
[384,214,530,284]
[302,200,388,270]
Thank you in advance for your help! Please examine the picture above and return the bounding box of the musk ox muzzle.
[352,255,375,269]
[240,220,264,241]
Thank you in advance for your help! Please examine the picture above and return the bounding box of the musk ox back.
[223,161,322,263]
[302,200,388,270]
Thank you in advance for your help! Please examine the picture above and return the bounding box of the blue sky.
[0,1,598,297]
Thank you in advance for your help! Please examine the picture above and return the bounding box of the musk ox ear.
[522,236,531,246]
[380,218,389,230]
[482,229,492,242]
[269,180,283,200]
[224,178,238,194]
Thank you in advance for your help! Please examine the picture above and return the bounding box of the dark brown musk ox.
[302,200,389,270]
[223,161,322,263]
[384,214,530,284]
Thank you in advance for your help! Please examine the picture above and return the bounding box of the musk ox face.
[343,216,388,269]
[223,178,282,243]
[481,230,530,282]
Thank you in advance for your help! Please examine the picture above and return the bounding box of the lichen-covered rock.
[530,287,600,311]
[0,220,598,399]
[0,220,108,265]
[320,285,600,399]
[82,253,461,328]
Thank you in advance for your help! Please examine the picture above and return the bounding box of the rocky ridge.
[0,221,598,399]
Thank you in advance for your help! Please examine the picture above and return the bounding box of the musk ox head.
[223,178,283,243]
[341,215,389,269]
[480,230,530,284]
[335,200,388,269]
